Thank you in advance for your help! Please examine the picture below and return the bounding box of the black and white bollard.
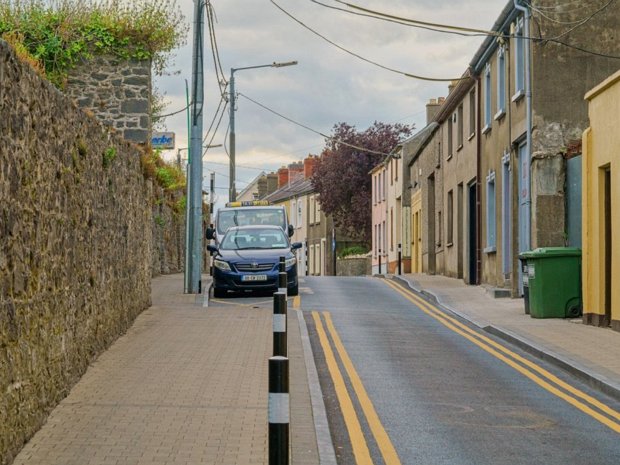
[269,356,289,465]
[278,257,287,296]
[398,243,402,276]
[273,291,287,357]
[378,249,382,275]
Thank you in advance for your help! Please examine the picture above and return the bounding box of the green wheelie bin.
[524,247,582,319]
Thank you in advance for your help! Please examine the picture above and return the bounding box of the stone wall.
[337,257,371,276]
[65,55,152,144]
[0,40,182,464]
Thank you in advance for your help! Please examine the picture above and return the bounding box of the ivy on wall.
[0,0,188,87]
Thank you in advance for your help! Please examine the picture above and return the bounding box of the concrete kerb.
[297,308,338,465]
[389,275,620,403]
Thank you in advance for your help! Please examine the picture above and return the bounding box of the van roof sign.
[225,200,271,207]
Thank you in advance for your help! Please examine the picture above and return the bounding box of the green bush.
[0,0,187,87]
[339,246,370,258]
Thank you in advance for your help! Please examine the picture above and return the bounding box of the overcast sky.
[155,0,508,205]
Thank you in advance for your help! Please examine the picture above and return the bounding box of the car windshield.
[220,228,289,250]
[217,208,286,235]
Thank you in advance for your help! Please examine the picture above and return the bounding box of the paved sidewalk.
[393,273,620,401]
[13,274,326,465]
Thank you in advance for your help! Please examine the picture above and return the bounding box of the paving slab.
[393,273,620,401]
[12,274,324,465]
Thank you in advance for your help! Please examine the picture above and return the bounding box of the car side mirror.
[206,227,215,240]
[291,242,302,250]
[287,224,294,237]
[207,244,218,254]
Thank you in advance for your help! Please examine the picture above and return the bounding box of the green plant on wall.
[102,147,116,168]
[0,0,188,87]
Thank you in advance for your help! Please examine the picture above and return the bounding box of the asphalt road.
[299,276,620,465]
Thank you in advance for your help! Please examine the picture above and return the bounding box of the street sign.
[152,132,175,149]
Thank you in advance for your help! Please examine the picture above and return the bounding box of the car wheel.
[288,284,299,296]
[213,288,227,298]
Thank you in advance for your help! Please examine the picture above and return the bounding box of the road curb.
[297,309,338,465]
[389,275,620,403]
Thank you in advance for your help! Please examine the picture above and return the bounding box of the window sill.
[482,124,492,135]
[447,241,454,248]
[456,144,464,152]
[447,154,453,161]
[468,132,475,141]
[494,109,506,121]
[511,90,525,103]
[484,246,497,254]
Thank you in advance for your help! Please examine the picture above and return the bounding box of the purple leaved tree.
[311,121,413,244]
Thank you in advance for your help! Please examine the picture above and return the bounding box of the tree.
[311,121,413,244]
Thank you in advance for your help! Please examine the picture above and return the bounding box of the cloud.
[156,0,508,208]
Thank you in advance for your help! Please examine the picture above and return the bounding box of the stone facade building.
[65,55,152,144]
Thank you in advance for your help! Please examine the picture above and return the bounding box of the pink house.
[370,160,388,274]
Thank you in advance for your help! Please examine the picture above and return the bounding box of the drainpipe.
[514,0,532,252]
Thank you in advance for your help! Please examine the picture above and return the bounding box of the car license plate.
[241,274,268,282]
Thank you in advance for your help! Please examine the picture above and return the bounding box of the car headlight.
[285,257,296,268]
[214,259,231,271]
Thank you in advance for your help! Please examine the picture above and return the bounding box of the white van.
[206,201,293,244]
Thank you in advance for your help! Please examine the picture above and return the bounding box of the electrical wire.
[237,92,392,156]
[202,96,229,159]
[318,0,620,59]
[309,0,490,37]
[269,0,465,82]
[153,102,192,119]
[543,0,617,41]
[207,1,228,93]
[331,0,499,35]
[202,87,228,147]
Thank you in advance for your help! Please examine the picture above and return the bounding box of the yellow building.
[582,70,620,331]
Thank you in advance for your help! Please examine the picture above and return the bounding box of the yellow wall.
[582,70,620,329]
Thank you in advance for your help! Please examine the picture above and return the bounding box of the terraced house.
[381,0,619,301]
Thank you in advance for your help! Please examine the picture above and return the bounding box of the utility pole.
[228,61,298,202]
[187,0,205,294]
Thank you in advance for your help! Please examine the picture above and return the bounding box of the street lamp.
[228,60,298,202]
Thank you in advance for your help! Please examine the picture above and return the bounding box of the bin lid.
[525,247,582,258]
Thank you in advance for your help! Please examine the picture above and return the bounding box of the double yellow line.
[312,311,402,465]
[383,279,620,434]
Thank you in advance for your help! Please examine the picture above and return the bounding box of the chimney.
[303,155,318,179]
[277,166,289,188]
[288,161,304,183]
[426,97,443,124]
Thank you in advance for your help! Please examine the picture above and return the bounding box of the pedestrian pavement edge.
[297,308,338,465]
[390,275,620,403]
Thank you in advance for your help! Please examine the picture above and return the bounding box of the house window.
[437,210,442,247]
[390,208,394,251]
[297,199,303,229]
[291,199,296,228]
[447,116,453,158]
[457,104,464,148]
[390,160,394,185]
[395,159,398,182]
[502,152,511,274]
[515,17,525,95]
[316,197,321,224]
[469,89,476,137]
[497,46,506,116]
[447,190,454,245]
[382,171,386,200]
[309,195,315,224]
[484,63,491,131]
[485,171,497,252]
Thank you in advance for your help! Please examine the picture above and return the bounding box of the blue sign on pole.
[152,132,175,149]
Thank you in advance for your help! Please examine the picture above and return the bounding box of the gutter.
[514,0,532,253]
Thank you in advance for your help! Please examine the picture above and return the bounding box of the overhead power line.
[237,92,392,156]
[320,0,620,59]
[269,0,465,82]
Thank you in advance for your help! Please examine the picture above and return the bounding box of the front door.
[468,181,478,284]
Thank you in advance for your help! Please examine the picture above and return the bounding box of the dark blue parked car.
[207,225,302,298]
